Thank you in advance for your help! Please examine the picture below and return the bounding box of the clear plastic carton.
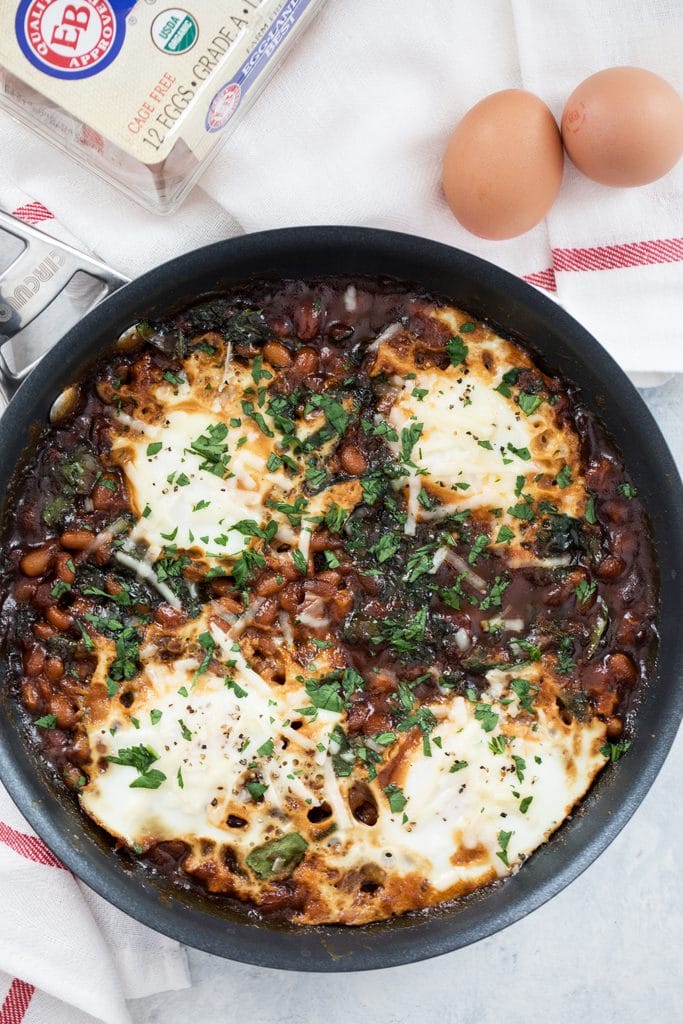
[0,1,325,214]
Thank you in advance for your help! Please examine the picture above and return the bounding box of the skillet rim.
[0,225,681,972]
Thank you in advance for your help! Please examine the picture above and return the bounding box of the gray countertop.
[130,377,683,1024]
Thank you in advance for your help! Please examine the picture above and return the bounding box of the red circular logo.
[21,0,117,74]
[206,83,242,133]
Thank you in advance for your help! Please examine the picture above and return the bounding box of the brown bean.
[94,543,112,566]
[24,646,46,677]
[33,622,56,641]
[254,598,279,627]
[597,555,626,580]
[305,579,336,599]
[60,530,94,550]
[154,604,188,629]
[44,656,64,682]
[46,606,75,631]
[33,583,55,609]
[605,717,624,740]
[50,693,77,729]
[275,558,304,583]
[91,479,119,511]
[14,579,37,602]
[295,301,321,341]
[279,582,303,613]
[20,545,54,577]
[213,595,243,615]
[601,500,629,526]
[330,591,354,621]
[69,735,90,764]
[339,444,368,476]
[263,340,293,368]
[55,551,76,583]
[293,346,319,375]
[254,572,284,597]
[605,652,638,686]
[310,530,337,552]
[315,570,341,587]
[21,678,42,714]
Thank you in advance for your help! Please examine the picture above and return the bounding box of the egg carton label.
[1,0,318,163]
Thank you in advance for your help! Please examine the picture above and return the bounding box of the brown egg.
[561,67,683,186]
[441,89,564,240]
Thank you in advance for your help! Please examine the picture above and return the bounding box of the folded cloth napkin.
[0,779,189,1024]
[0,1,680,1020]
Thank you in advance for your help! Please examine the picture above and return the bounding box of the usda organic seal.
[151,8,198,55]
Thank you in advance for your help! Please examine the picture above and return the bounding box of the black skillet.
[0,226,681,971]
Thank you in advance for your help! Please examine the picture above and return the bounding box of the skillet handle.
[0,211,129,412]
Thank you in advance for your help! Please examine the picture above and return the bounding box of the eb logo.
[16,0,133,80]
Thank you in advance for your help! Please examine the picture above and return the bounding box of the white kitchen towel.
[0,2,681,1022]
[0,781,189,1024]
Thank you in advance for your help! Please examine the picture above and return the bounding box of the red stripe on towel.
[552,237,683,273]
[10,202,55,226]
[0,979,35,1024]
[0,822,64,869]
[522,267,557,291]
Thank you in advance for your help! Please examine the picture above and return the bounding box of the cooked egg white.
[79,306,607,925]
[81,617,607,924]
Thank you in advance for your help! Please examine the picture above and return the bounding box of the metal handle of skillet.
[0,210,129,413]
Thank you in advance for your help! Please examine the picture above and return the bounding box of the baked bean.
[310,530,338,552]
[601,500,629,526]
[254,572,284,597]
[91,480,119,511]
[94,543,111,566]
[270,316,293,337]
[33,622,56,641]
[14,579,37,602]
[254,598,279,627]
[46,605,75,631]
[305,579,336,599]
[50,693,77,729]
[315,570,341,587]
[214,595,243,615]
[69,735,90,764]
[293,346,319,375]
[594,690,619,716]
[330,591,354,620]
[55,551,76,583]
[21,678,42,714]
[279,582,303,613]
[605,652,638,686]
[606,716,624,740]
[33,583,55,609]
[295,300,321,341]
[263,340,292,368]
[339,445,367,476]
[60,530,94,550]
[597,555,626,580]
[154,604,188,629]
[44,656,64,682]
[20,545,54,577]
[276,558,304,583]
[24,646,45,677]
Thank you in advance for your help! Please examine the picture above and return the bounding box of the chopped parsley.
[496,829,513,867]
[446,335,468,366]
[383,783,408,814]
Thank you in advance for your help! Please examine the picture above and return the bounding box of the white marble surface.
[129,377,683,1024]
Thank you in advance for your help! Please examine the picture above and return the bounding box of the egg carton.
[0,210,127,415]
